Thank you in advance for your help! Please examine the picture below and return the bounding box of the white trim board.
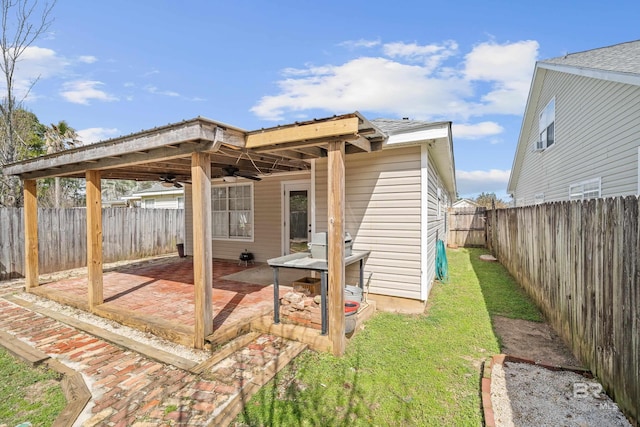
[420,143,429,301]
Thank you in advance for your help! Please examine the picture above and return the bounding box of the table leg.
[321,271,328,335]
[273,267,280,324]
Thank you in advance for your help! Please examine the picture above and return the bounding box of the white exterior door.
[282,181,311,255]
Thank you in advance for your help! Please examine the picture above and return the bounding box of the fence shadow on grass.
[237,347,388,426]
[466,247,543,323]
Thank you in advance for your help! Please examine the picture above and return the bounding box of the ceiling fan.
[221,165,262,181]
[159,174,188,188]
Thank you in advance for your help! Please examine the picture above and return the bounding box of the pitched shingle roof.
[541,40,640,75]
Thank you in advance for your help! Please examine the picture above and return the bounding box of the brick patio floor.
[0,297,305,426]
[31,258,290,344]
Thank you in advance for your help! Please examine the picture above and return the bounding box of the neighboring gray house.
[183,118,456,312]
[508,40,640,205]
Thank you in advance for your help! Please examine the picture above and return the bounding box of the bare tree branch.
[0,0,56,207]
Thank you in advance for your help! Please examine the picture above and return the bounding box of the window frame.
[211,182,255,242]
[569,177,601,201]
[144,198,155,208]
[536,98,556,151]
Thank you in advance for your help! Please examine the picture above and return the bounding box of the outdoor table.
[267,250,370,335]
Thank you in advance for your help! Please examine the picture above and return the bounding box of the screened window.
[212,183,253,240]
[534,193,545,205]
[144,198,155,208]
[537,98,555,150]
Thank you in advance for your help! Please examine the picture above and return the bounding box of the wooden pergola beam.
[247,116,359,149]
[23,179,38,290]
[191,152,213,349]
[327,141,346,356]
[346,136,371,153]
[4,121,218,177]
[86,170,103,310]
[16,140,217,180]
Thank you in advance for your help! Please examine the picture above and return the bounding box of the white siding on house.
[425,154,449,295]
[184,173,311,262]
[140,194,182,209]
[315,146,424,300]
[513,70,640,204]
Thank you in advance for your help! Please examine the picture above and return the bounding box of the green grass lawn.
[0,347,66,426]
[236,248,542,426]
[466,248,543,322]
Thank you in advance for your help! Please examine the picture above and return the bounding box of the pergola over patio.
[3,112,386,355]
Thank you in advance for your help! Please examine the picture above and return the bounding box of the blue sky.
[10,0,640,199]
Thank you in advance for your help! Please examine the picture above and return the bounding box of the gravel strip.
[491,361,632,427]
[15,292,210,363]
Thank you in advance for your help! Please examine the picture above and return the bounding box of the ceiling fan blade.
[236,171,262,181]
[222,166,238,176]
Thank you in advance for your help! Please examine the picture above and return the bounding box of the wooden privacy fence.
[447,207,487,247]
[487,196,639,424]
[0,208,185,281]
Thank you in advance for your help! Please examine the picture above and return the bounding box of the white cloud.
[143,69,160,77]
[464,40,538,115]
[456,169,511,195]
[77,127,120,144]
[6,46,68,100]
[78,55,98,64]
[453,121,504,140]
[251,55,471,121]
[60,80,118,105]
[339,39,380,49]
[251,39,538,122]
[145,85,179,97]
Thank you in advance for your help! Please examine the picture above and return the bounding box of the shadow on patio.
[28,258,298,348]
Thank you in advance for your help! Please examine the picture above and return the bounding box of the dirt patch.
[491,315,581,368]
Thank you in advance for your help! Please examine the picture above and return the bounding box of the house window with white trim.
[212,183,253,240]
[537,98,555,150]
[534,193,545,204]
[177,197,184,209]
[144,198,155,208]
[569,178,601,201]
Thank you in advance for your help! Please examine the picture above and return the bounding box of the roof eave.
[538,61,640,87]
[383,121,456,195]
[507,63,545,195]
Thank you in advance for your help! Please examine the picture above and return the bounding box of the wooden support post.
[327,141,346,356]
[23,179,38,290]
[86,170,103,310]
[191,152,213,349]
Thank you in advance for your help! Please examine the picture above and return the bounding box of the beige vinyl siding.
[140,194,182,209]
[425,154,448,293]
[315,146,423,300]
[513,70,640,204]
[184,173,311,262]
[184,185,193,255]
